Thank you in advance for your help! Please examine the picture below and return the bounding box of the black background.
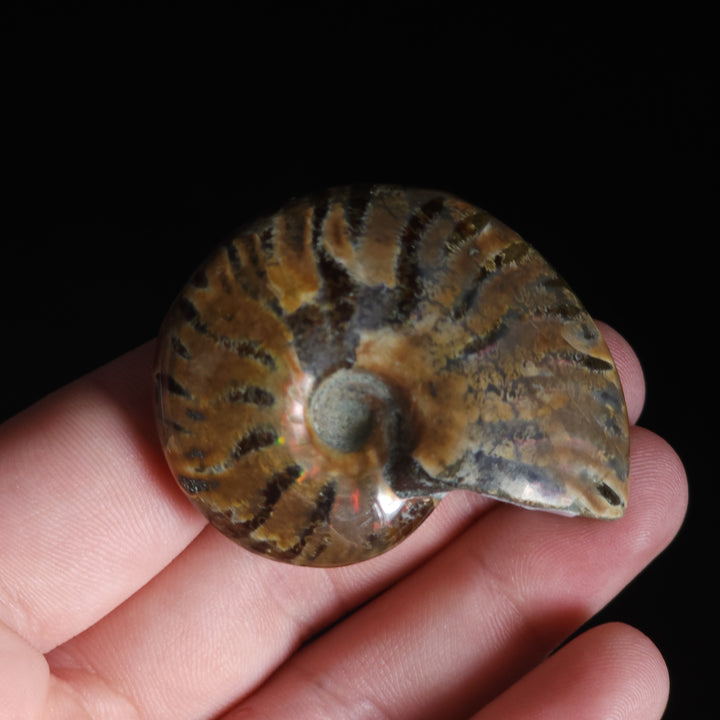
[3,3,715,717]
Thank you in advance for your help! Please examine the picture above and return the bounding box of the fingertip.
[627,426,689,547]
[474,621,670,720]
[596,622,670,702]
[573,622,670,720]
[596,320,646,425]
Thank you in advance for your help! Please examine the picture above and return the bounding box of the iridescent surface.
[154,185,629,566]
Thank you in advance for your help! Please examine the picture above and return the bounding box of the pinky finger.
[474,623,669,720]
[0,620,50,719]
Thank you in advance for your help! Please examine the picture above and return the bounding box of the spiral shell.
[154,185,629,567]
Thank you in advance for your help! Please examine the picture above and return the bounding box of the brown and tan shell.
[153,185,629,567]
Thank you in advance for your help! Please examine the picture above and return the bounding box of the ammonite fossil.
[154,185,629,567]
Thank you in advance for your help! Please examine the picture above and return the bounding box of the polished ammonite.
[154,185,630,567]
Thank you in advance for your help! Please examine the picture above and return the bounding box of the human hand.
[0,323,686,719]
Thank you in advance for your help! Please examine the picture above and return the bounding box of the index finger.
[0,343,206,652]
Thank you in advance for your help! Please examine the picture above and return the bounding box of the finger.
[46,479,493,719]
[596,320,645,424]
[473,623,669,720]
[48,423,684,719]
[0,343,206,652]
[0,620,49,719]
[220,426,685,720]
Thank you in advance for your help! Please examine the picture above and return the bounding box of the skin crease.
[0,323,686,720]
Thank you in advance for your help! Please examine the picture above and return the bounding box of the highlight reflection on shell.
[154,185,630,567]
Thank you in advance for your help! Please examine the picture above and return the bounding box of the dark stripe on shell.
[178,475,220,494]
[226,385,275,407]
[597,482,623,506]
[189,266,209,288]
[346,185,373,240]
[225,239,243,279]
[237,234,265,280]
[446,321,511,370]
[163,373,192,398]
[283,481,337,559]
[310,194,330,251]
[544,302,585,320]
[236,340,276,369]
[163,418,190,434]
[570,352,614,373]
[171,335,191,359]
[393,196,445,323]
[445,211,492,254]
[258,226,275,260]
[230,427,278,459]
[177,296,209,334]
[244,464,304,531]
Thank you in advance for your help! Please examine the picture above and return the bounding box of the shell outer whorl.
[153,184,630,567]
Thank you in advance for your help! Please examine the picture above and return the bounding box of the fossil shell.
[154,185,629,567]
